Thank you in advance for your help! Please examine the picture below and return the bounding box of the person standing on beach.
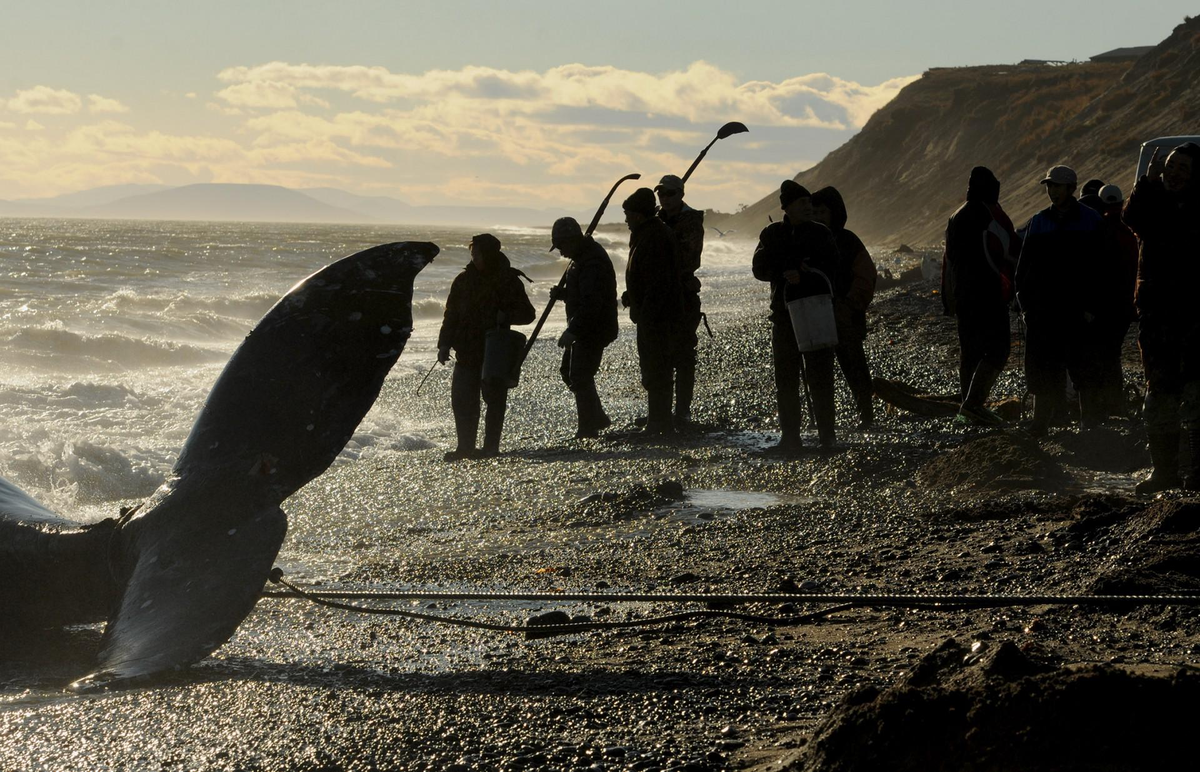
[1015,164,1107,435]
[811,186,878,428]
[1123,142,1200,493]
[1091,184,1139,418]
[940,166,1019,426]
[655,174,705,428]
[437,234,536,461]
[623,187,685,435]
[549,217,619,439]
[752,181,840,452]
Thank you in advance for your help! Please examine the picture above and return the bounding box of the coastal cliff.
[720,15,1200,246]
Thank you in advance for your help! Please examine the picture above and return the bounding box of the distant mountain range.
[0,183,587,228]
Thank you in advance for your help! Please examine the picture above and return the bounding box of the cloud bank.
[1,63,918,209]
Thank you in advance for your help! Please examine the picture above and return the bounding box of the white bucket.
[786,269,838,352]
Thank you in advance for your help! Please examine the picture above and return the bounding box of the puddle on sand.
[684,489,809,511]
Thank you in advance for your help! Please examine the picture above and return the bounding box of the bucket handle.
[783,267,835,302]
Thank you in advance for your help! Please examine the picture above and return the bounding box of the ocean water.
[0,218,756,523]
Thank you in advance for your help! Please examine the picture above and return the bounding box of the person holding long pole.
[549,217,619,439]
[656,122,747,428]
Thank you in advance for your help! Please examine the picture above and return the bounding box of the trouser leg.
[480,379,508,453]
[835,339,874,424]
[956,316,983,400]
[674,310,700,421]
[638,323,675,431]
[450,361,481,452]
[804,347,837,446]
[771,322,804,441]
[566,341,606,436]
[1026,324,1069,431]
[960,306,1011,407]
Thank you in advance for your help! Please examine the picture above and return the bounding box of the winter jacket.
[659,204,705,292]
[811,187,877,341]
[1123,175,1200,323]
[438,253,535,366]
[1015,199,1105,324]
[564,237,619,346]
[941,171,1019,316]
[752,216,840,324]
[625,217,684,325]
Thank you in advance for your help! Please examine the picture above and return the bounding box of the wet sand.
[2,265,1197,771]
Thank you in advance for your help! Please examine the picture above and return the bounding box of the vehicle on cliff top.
[1137,136,1200,180]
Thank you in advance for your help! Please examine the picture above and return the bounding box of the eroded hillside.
[720,16,1200,246]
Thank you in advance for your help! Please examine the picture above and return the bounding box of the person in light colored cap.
[546,216,618,439]
[1088,182,1139,422]
[655,173,706,427]
[1015,162,1109,434]
[1098,184,1124,205]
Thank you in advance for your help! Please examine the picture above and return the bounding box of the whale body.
[0,240,437,690]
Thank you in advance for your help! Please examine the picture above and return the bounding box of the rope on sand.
[263,569,1200,640]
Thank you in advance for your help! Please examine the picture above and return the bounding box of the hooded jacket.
[752,216,840,324]
[564,237,620,346]
[438,251,535,366]
[811,187,877,340]
[941,167,1019,316]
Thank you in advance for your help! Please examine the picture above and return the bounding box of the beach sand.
[3,266,1198,771]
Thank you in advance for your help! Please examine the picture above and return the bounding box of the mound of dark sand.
[1065,497,1200,595]
[917,432,1064,491]
[792,638,1199,772]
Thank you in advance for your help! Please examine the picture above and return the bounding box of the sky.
[0,1,1194,212]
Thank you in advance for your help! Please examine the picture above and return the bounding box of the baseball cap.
[1040,165,1078,187]
[655,174,685,194]
[549,216,583,252]
[1098,184,1124,205]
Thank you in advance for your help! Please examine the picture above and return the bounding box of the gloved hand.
[549,285,566,301]
[621,290,631,308]
[557,330,578,348]
[437,346,451,364]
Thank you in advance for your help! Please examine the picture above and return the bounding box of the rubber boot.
[574,386,599,439]
[1185,428,1200,491]
[446,407,478,461]
[591,390,612,433]
[644,388,675,435]
[476,406,505,458]
[1078,387,1107,429]
[1136,431,1181,495]
[675,363,695,427]
[1030,392,1057,437]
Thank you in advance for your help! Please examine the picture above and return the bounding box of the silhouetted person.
[549,217,619,439]
[655,174,705,427]
[941,166,1019,425]
[1124,142,1200,493]
[1091,184,1139,418]
[438,233,535,460]
[1080,178,1106,215]
[623,188,685,435]
[811,186,877,428]
[753,181,840,452]
[1015,165,1107,434]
